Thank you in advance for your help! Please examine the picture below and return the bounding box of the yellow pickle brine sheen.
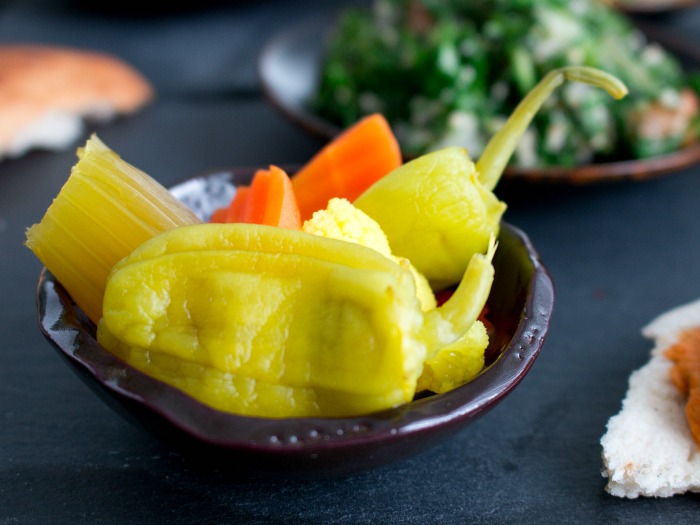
[97,223,495,418]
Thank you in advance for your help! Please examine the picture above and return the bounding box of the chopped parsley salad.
[312,0,700,168]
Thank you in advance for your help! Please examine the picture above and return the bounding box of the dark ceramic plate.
[258,16,700,185]
[611,0,700,14]
[36,168,554,479]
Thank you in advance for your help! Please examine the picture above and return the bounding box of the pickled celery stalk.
[97,223,495,417]
[355,66,628,290]
[25,135,201,323]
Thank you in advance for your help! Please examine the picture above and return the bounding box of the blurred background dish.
[259,0,700,185]
[607,0,700,14]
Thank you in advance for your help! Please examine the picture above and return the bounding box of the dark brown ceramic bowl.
[36,168,554,479]
[258,16,700,185]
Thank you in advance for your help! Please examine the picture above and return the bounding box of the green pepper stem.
[476,66,629,190]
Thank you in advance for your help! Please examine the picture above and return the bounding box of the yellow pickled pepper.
[355,66,628,290]
[97,222,496,418]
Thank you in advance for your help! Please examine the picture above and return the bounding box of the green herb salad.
[312,0,700,167]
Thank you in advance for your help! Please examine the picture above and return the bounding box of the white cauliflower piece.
[303,198,436,310]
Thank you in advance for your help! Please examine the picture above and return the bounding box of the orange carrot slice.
[243,170,270,224]
[210,166,301,229]
[291,113,402,221]
[245,166,301,229]
[226,186,251,223]
[210,186,250,223]
[209,206,229,223]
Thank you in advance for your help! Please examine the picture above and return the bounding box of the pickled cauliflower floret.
[302,197,436,310]
[302,197,392,253]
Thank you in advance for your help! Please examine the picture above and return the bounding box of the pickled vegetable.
[25,135,200,323]
[97,223,495,417]
[291,113,401,220]
[355,66,627,289]
[301,197,491,394]
[211,165,302,229]
[416,320,488,394]
[301,197,436,311]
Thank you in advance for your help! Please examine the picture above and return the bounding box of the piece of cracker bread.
[0,44,153,160]
[601,299,700,498]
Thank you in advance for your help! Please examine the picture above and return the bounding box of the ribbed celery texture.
[26,134,201,324]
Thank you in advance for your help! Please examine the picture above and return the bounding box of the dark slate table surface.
[2,1,700,523]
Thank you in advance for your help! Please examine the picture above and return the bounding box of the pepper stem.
[476,66,629,190]
[422,236,497,358]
